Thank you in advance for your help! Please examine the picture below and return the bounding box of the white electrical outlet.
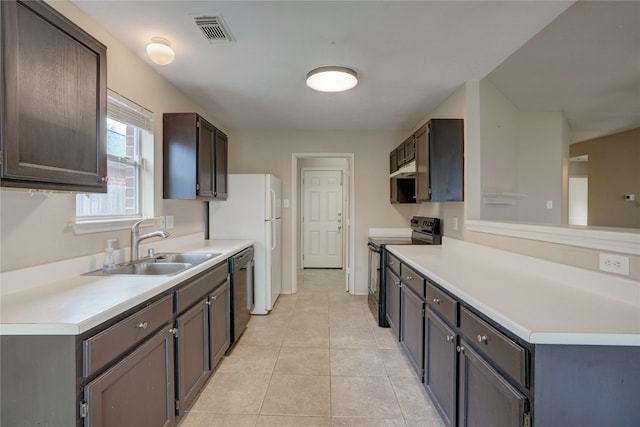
[158,216,165,228]
[452,217,459,231]
[546,200,553,209]
[166,215,174,229]
[599,253,630,275]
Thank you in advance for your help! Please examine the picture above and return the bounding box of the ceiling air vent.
[195,15,235,44]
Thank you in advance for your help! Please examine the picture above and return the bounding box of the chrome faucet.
[131,219,170,262]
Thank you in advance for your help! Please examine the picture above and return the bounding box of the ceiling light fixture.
[146,37,175,65]
[306,66,358,92]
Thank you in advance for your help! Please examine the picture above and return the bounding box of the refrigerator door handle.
[271,221,276,250]
[270,189,276,220]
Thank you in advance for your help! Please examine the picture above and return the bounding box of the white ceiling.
[72,1,638,141]
[487,1,640,143]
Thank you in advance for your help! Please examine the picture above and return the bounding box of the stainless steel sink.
[86,262,192,276]
[153,252,220,265]
[84,252,220,276]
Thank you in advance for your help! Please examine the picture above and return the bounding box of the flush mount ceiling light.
[146,37,175,65]
[306,66,358,92]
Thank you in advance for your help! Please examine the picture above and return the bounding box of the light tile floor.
[180,269,445,427]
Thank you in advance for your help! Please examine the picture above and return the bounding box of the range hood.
[390,161,416,178]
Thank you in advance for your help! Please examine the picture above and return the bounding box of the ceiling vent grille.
[195,15,235,44]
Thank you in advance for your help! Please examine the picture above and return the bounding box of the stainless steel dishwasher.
[227,247,254,353]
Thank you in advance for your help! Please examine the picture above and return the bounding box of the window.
[75,90,153,222]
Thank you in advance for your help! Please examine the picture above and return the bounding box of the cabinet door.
[430,119,464,201]
[458,340,528,427]
[400,285,424,378]
[1,0,107,192]
[424,309,457,427]
[385,268,401,339]
[404,136,415,163]
[175,300,210,417]
[197,118,215,198]
[84,329,175,427]
[213,129,228,199]
[210,280,231,368]
[414,124,430,201]
[390,177,399,203]
[390,150,398,173]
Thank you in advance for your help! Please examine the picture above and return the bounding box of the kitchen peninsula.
[386,238,639,426]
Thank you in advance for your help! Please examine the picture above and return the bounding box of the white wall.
[475,79,569,224]
[227,130,406,295]
[478,79,520,220]
[517,112,568,223]
[0,1,220,272]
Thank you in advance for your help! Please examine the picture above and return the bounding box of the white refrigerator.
[208,174,282,314]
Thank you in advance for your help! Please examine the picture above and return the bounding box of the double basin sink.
[86,252,221,276]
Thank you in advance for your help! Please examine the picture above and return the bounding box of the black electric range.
[367,216,442,327]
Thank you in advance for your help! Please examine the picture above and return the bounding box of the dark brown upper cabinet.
[163,113,228,200]
[0,0,108,193]
[415,119,464,202]
[390,118,463,204]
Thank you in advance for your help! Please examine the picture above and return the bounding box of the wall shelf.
[483,192,527,206]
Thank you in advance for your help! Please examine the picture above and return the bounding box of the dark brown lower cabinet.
[458,340,528,427]
[385,268,401,338]
[84,329,175,427]
[210,280,231,368]
[424,308,457,427]
[400,285,424,377]
[174,269,230,418]
[175,300,210,416]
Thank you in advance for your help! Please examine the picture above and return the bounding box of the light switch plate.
[166,215,174,229]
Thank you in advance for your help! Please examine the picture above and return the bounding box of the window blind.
[106,89,154,131]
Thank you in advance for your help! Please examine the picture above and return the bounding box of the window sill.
[70,217,161,235]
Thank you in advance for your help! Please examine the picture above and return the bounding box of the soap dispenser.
[102,239,119,271]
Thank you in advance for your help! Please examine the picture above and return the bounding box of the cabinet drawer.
[386,252,401,276]
[426,281,458,326]
[460,307,529,388]
[400,264,425,298]
[83,294,172,378]
[175,262,228,313]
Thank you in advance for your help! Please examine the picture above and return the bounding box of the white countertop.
[0,234,253,336]
[387,238,640,346]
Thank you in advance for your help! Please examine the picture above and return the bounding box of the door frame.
[291,153,355,294]
[301,167,346,269]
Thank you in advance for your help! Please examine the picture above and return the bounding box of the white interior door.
[303,170,344,268]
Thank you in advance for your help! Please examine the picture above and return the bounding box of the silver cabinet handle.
[406,276,413,280]
[446,335,455,342]
[137,321,148,329]
[477,335,488,343]
[168,327,178,337]
[433,298,441,305]
[389,261,395,265]
[212,295,217,301]
[456,345,465,354]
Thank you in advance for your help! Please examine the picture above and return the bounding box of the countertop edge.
[386,239,640,347]
[0,238,254,336]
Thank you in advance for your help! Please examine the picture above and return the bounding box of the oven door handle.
[367,242,381,253]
